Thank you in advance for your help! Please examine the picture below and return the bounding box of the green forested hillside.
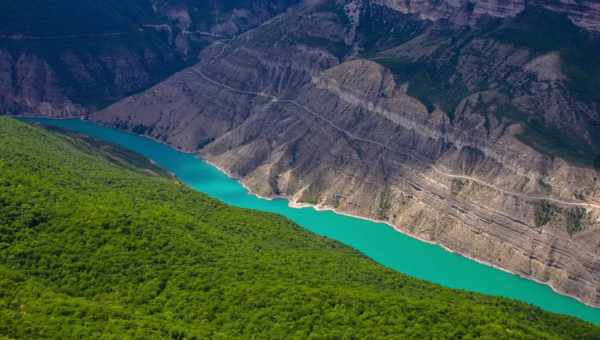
[0,117,598,339]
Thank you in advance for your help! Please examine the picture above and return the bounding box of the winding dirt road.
[190,66,600,211]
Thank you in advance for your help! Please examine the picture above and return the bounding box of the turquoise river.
[24,117,600,325]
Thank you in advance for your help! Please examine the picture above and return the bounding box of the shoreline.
[20,115,600,310]
[200,157,600,310]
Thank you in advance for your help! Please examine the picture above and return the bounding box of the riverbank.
[26,114,599,309]
[20,117,600,324]
[201,156,600,309]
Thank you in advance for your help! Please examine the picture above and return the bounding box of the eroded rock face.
[0,0,299,117]
[94,1,600,306]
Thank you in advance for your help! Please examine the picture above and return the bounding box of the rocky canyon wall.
[93,1,600,306]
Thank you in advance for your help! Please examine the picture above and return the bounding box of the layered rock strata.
[94,1,600,306]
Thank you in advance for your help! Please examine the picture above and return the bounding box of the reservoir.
[24,117,600,325]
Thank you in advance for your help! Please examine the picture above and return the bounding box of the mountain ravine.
[9,0,600,306]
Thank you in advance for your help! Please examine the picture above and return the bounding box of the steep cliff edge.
[94,0,600,306]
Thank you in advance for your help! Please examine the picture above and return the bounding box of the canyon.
[5,0,600,306]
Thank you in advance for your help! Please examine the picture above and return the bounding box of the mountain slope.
[0,0,298,117]
[93,0,600,306]
[1,117,599,338]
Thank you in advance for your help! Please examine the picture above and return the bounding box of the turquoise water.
[24,117,600,325]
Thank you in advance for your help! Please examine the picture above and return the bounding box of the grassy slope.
[0,117,598,339]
